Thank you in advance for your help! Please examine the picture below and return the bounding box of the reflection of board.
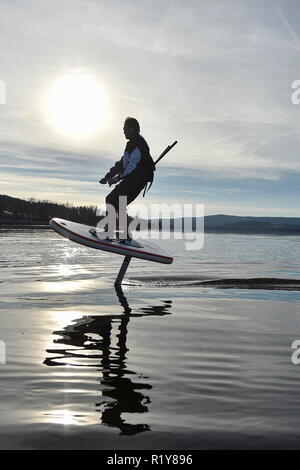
[49,218,173,264]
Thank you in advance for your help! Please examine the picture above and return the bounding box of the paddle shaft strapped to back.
[141,140,177,196]
[142,140,178,196]
[154,141,177,166]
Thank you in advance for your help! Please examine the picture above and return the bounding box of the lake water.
[1,228,300,449]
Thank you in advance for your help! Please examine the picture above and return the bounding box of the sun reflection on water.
[58,265,74,277]
[44,409,80,426]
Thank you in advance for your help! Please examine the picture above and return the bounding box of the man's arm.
[117,147,141,180]
[99,159,122,184]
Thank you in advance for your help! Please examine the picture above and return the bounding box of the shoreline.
[1,223,300,235]
[0,224,50,229]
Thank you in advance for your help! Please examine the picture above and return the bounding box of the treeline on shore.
[0,194,102,225]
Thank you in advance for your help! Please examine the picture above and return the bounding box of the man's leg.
[105,186,129,238]
[105,187,119,238]
[106,178,147,239]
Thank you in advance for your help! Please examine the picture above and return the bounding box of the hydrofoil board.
[49,218,173,264]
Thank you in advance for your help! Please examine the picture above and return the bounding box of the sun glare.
[46,73,109,138]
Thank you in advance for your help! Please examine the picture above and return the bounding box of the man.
[99,117,155,245]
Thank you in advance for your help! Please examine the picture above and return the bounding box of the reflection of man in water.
[97,314,152,435]
[44,294,172,436]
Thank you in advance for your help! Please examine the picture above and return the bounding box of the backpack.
[125,135,155,196]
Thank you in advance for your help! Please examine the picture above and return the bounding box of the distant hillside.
[149,214,300,234]
[0,194,103,226]
[205,214,300,228]
[206,219,300,234]
[201,215,300,234]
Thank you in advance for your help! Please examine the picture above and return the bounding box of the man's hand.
[108,176,119,186]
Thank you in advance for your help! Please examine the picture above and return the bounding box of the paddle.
[154,141,177,166]
[140,140,177,196]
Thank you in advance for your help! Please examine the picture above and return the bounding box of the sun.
[46,73,109,138]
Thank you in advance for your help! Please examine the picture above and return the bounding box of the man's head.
[123,117,140,140]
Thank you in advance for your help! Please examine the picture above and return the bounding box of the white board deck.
[49,218,173,264]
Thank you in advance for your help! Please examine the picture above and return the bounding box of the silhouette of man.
[99,117,155,245]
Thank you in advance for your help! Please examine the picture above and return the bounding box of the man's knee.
[105,192,112,205]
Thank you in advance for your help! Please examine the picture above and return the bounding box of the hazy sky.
[1,0,300,216]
